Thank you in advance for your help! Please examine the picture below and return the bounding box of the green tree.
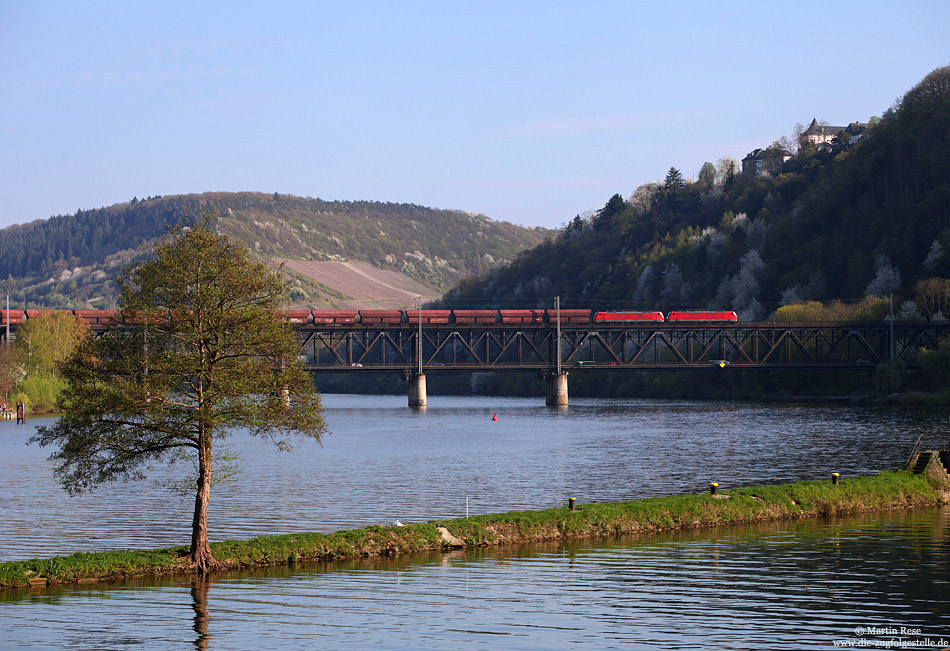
[0,344,25,402]
[30,217,327,573]
[759,141,791,175]
[15,311,91,377]
[873,358,906,396]
[594,194,625,230]
[918,340,950,388]
[12,312,90,412]
[664,167,685,198]
[564,214,586,238]
[697,162,717,189]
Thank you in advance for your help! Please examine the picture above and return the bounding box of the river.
[1,395,949,649]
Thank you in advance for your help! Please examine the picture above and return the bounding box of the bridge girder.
[296,322,950,372]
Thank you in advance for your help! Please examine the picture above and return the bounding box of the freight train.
[1,308,738,327]
[307,309,738,325]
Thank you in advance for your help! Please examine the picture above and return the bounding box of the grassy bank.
[2,470,947,589]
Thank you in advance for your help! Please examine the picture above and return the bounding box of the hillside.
[441,67,950,320]
[273,259,442,308]
[0,193,550,309]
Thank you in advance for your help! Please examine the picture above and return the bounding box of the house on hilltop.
[801,118,869,149]
[743,117,871,177]
[741,146,792,178]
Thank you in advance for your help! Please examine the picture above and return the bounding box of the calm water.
[1,395,949,649]
[2,509,948,650]
[1,395,947,561]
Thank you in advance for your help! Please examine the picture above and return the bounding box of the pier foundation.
[545,372,568,407]
[408,373,427,408]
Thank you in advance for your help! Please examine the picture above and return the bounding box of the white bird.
[393,518,405,527]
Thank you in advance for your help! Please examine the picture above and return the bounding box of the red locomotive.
[594,311,665,322]
[666,311,738,323]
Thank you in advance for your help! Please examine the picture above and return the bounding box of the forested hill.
[442,67,950,320]
[0,193,549,308]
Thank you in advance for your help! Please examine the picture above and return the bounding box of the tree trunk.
[191,436,215,573]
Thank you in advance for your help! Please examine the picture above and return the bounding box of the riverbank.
[2,469,947,590]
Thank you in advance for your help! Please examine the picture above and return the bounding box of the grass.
[1,469,946,589]
[432,470,946,546]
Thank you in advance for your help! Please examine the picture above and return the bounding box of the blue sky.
[1,1,948,231]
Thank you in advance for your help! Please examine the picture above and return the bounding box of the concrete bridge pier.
[408,373,427,408]
[545,372,568,407]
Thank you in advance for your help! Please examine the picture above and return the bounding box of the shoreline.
[8,389,950,420]
[2,469,948,590]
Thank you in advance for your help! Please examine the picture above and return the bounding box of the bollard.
[710,482,719,495]
[568,497,576,511]
[832,473,840,485]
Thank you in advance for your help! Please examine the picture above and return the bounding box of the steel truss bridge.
[298,321,950,374]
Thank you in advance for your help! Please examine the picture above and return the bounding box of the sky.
[1,1,948,232]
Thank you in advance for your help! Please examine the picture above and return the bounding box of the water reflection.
[2,508,947,649]
[192,576,211,651]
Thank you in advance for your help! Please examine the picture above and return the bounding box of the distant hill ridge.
[0,192,550,309]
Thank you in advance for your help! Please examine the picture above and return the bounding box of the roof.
[743,147,791,160]
[803,118,847,136]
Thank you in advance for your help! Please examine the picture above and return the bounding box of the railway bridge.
[5,310,950,407]
[297,320,950,406]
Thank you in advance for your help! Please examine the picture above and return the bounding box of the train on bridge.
[308,309,738,325]
[1,308,739,328]
[1,309,119,327]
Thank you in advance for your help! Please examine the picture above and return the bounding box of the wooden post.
[16,402,25,424]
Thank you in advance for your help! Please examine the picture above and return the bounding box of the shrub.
[18,374,65,413]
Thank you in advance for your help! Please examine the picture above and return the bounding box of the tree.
[864,255,902,297]
[632,264,656,305]
[12,312,90,412]
[713,250,765,319]
[759,142,791,176]
[918,340,950,388]
[15,311,90,377]
[30,217,327,572]
[715,157,738,188]
[923,239,945,272]
[0,344,25,401]
[659,262,690,307]
[594,194,625,230]
[697,162,717,189]
[664,167,685,196]
[627,183,660,216]
[913,277,950,320]
[563,214,586,239]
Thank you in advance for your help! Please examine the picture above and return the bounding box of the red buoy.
[492,412,498,421]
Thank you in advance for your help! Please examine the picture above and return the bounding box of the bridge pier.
[545,372,568,407]
[408,373,427,408]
